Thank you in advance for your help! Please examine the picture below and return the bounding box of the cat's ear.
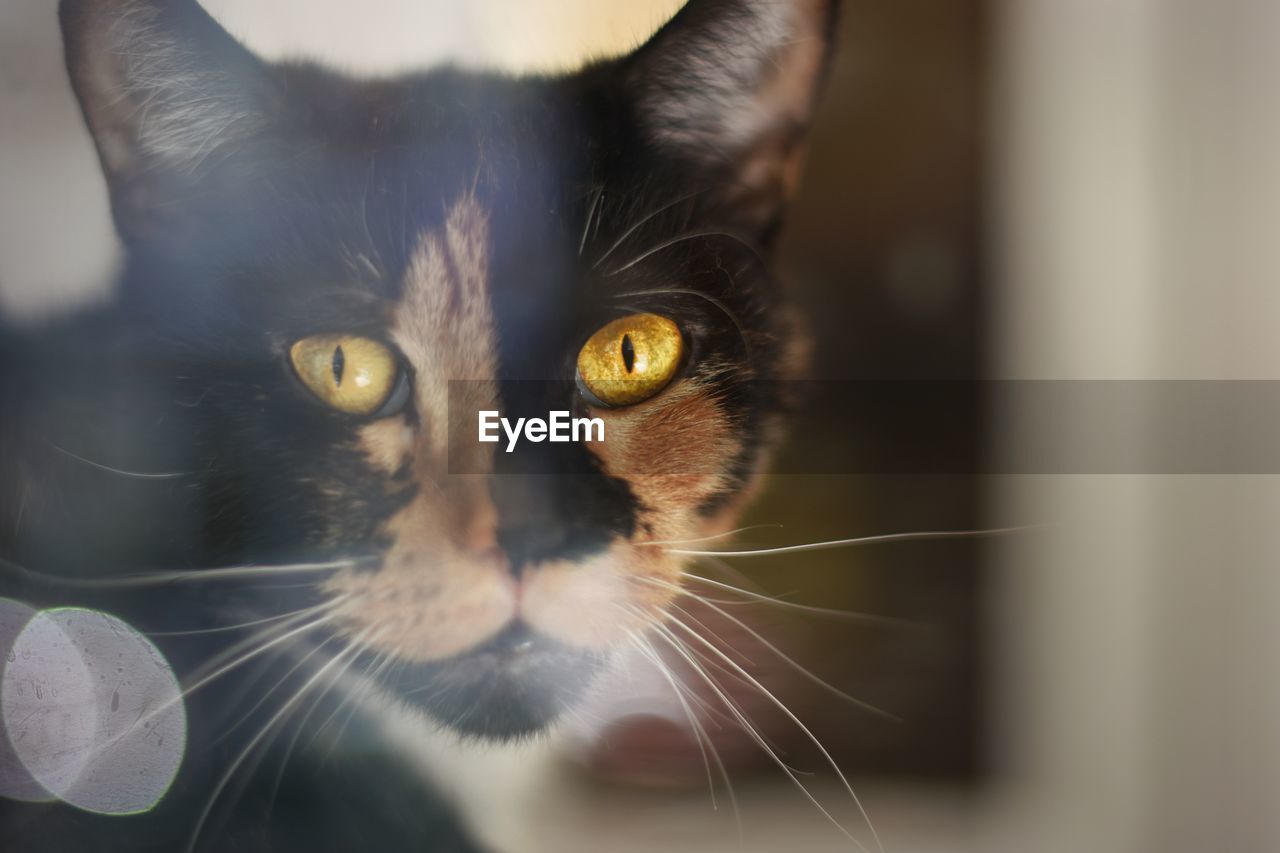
[59,0,278,242]
[622,0,840,240]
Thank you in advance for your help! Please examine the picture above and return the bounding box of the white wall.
[991,2,1280,852]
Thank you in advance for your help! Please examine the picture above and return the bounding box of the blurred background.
[2,0,1278,851]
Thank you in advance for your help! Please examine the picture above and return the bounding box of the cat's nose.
[491,475,573,570]
[489,474,613,572]
[497,521,569,570]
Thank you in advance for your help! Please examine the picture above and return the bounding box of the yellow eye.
[289,335,400,416]
[576,313,684,407]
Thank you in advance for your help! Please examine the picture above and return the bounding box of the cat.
[0,0,840,849]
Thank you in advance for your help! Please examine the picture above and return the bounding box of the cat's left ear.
[621,0,840,240]
[59,0,280,243]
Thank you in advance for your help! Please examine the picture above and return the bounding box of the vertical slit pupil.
[332,345,345,386]
[621,334,636,374]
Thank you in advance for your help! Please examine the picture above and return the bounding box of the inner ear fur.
[59,0,279,241]
[622,0,840,237]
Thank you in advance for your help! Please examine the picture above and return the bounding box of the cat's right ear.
[59,0,278,243]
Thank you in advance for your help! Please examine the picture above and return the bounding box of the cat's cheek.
[520,549,679,649]
[588,379,743,525]
[323,549,518,663]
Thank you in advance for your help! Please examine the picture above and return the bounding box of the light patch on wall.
[204,0,687,74]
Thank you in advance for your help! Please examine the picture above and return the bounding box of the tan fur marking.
[357,416,412,475]
[592,379,740,523]
[335,195,512,661]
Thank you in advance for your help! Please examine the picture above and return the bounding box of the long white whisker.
[314,644,398,761]
[267,634,381,807]
[640,524,785,548]
[50,442,189,479]
[185,630,375,853]
[627,630,736,827]
[590,189,706,270]
[653,584,899,723]
[683,569,920,628]
[661,525,1035,558]
[690,553,760,592]
[210,628,340,748]
[181,607,345,701]
[615,287,751,350]
[148,604,330,637]
[97,560,358,587]
[608,230,762,276]
[46,607,346,801]
[221,636,343,823]
[664,615,885,853]
[6,559,358,589]
[642,615,803,758]
[645,620,871,852]
[185,598,346,684]
[579,186,604,256]
[657,595,758,668]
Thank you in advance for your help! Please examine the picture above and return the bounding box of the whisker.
[619,606,737,726]
[627,630,734,824]
[186,630,375,853]
[645,620,872,852]
[32,606,346,787]
[659,595,757,668]
[268,634,382,808]
[640,524,784,548]
[228,637,346,823]
[99,560,359,587]
[613,287,751,353]
[631,606,802,764]
[579,186,604,257]
[313,644,398,762]
[684,566,920,629]
[183,603,347,695]
[3,557,358,589]
[660,525,1036,558]
[688,553,760,592]
[663,614,885,853]
[651,583,899,723]
[147,605,330,637]
[608,230,764,276]
[210,628,340,748]
[183,606,329,687]
[590,188,707,270]
[50,442,189,479]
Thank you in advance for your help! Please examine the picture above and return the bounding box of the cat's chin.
[389,622,604,741]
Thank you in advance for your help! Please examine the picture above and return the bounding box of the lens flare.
[0,607,186,815]
[0,597,51,803]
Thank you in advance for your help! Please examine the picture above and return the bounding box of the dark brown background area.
[744,0,989,779]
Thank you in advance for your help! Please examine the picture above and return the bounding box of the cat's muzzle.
[387,622,603,739]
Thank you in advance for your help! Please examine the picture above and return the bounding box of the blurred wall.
[991,2,1280,852]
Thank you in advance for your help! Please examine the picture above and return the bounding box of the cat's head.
[59,0,837,738]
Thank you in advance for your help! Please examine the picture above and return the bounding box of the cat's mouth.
[386,622,604,739]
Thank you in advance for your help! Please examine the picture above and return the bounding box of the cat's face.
[60,0,836,737]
